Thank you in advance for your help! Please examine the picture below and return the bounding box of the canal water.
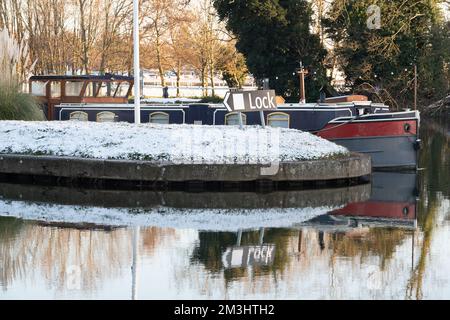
[0,120,448,300]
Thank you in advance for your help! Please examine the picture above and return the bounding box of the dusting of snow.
[0,198,339,231]
[140,98,201,104]
[0,121,348,163]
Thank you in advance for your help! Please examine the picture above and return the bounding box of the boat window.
[268,112,290,128]
[85,82,99,97]
[31,81,47,96]
[50,81,61,98]
[112,82,130,98]
[65,81,84,97]
[96,111,118,123]
[97,82,113,97]
[69,111,88,122]
[149,112,170,124]
[225,112,247,126]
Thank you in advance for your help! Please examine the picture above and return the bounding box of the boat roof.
[29,74,134,82]
[278,102,389,108]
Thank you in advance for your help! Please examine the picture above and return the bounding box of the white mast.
[133,0,141,124]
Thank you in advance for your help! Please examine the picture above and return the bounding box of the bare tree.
[97,0,133,73]
[75,0,101,74]
[1,0,248,91]
[167,5,194,96]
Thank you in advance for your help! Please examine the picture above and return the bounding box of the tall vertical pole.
[261,78,268,128]
[132,227,140,300]
[414,64,418,111]
[133,0,141,124]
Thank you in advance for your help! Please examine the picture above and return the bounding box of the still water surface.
[0,120,448,300]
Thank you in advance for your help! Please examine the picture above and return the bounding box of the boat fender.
[414,139,422,151]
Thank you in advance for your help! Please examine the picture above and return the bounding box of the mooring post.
[238,112,244,130]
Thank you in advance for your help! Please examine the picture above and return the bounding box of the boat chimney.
[297,62,309,104]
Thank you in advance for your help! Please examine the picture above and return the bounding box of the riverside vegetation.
[0,29,44,121]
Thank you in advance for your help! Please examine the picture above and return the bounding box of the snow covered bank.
[0,121,348,163]
[0,198,339,231]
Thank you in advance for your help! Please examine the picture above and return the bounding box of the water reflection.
[406,119,449,300]
[0,120,448,299]
[0,184,370,231]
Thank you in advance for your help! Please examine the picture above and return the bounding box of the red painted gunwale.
[318,120,418,140]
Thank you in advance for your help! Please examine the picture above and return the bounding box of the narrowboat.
[29,75,421,169]
[29,74,134,120]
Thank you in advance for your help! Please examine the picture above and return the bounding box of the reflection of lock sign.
[254,248,261,259]
[231,249,244,266]
[222,245,276,269]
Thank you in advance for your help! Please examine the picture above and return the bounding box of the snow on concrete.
[0,198,339,231]
[0,121,348,163]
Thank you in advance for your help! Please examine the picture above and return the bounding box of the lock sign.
[224,90,278,113]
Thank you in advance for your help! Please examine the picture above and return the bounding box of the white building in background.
[141,69,257,98]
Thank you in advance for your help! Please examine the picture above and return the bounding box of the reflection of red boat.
[331,202,416,221]
[331,171,418,227]
[301,172,418,231]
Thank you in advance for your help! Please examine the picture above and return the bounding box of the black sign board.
[224,90,278,113]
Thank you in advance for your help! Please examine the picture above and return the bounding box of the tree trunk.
[155,30,166,87]
[79,0,89,74]
[176,60,181,97]
[209,59,215,97]
[201,66,207,96]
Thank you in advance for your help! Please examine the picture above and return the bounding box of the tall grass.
[0,81,46,121]
[0,29,43,121]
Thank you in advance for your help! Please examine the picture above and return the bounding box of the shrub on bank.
[0,81,46,121]
[199,95,224,104]
[423,95,450,118]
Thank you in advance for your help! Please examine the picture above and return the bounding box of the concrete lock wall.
[0,153,371,183]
